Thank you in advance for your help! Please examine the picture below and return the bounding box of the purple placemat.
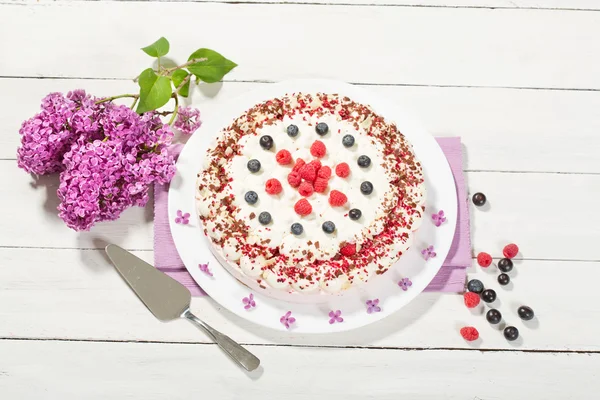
[153,137,470,295]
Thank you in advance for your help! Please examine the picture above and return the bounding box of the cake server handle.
[182,309,260,372]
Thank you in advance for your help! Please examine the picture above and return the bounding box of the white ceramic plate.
[169,79,457,333]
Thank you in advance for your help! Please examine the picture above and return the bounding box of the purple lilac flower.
[199,262,213,276]
[242,294,256,310]
[366,299,381,314]
[398,277,412,291]
[175,210,190,224]
[421,245,437,260]
[432,210,446,227]
[173,106,202,135]
[280,311,296,329]
[328,310,343,324]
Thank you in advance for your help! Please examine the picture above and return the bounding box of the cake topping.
[265,178,282,195]
[349,208,362,220]
[276,149,293,165]
[291,223,303,235]
[342,134,355,147]
[298,181,314,197]
[335,162,350,178]
[247,159,261,173]
[287,124,299,137]
[309,159,322,171]
[292,158,305,172]
[244,191,258,205]
[259,135,274,150]
[329,190,347,207]
[287,171,301,188]
[258,211,272,225]
[314,177,328,193]
[299,164,317,182]
[310,140,327,158]
[357,155,371,168]
[315,122,329,136]
[322,221,336,233]
[340,242,356,256]
[360,181,374,195]
[294,198,312,216]
[317,165,331,179]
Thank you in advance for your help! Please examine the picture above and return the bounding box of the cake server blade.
[105,244,260,371]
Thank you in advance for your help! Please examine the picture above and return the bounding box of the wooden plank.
[1,248,598,351]
[4,79,600,173]
[0,339,598,399]
[1,2,600,89]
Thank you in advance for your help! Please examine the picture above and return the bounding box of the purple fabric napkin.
[153,137,470,295]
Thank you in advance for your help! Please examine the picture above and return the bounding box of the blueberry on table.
[244,191,258,205]
[322,221,336,233]
[467,279,484,294]
[481,289,497,303]
[315,122,329,136]
[498,273,510,285]
[504,326,519,341]
[258,212,271,225]
[486,309,502,324]
[472,192,486,206]
[357,155,371,168]
[287,124,299,137]
[360,181,374,195]
[259,135,274,150]
[518,306,535,321]
[247,159,261,173]
[291,223,303,235]
[349,208,362,220]
[498,258,513,272]
[342,134,355,147]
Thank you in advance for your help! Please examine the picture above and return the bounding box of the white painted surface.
[1,0,600,398]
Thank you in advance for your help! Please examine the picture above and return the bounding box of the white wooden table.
[1,0,600,398]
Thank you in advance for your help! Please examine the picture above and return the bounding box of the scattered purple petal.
[199,262,213,277]
[242,293,256,310]
[421,245,437,260]
[280,311,296,329]
[366,299,381,314]
[173,106,202,135]
[328,310,344,324]
[175,210,190,225]
[398,277,413,291]
[431,210,446,227]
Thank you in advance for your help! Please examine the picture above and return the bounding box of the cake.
[196,93,425,301]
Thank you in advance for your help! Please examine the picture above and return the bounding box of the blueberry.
[287,124,299,137]
[315,122,329,136]
[486,309,502,324]
[244,191,258,205]
[360,181,374,195]
[349,208,362,220]
[481,289,497,303]
[503,326,519,341]
[498,273,510,286]
[472,192,486,206]
[291,223,303,235]
[357,155,371,168]
[467,279,484,294]
[247,159,261,173]
[498,258,513,272]
[259,135,273,150]
[518,305,535,321]
[322,221,336,233]
[258,212,271,225]
[342,134,355,147]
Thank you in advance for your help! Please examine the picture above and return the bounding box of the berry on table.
[259,135,274,150]
[335,162,350,178]
[481,289,497,303]
[322,221,336,233]
[472,192,486,206]
[518,306,535,321]
[477,252,492,267]
[314,177,328,193]
[294,199,312,216]
[329,190,347,207]
[291,223,303,235]
[503,243,519,259]
[265,178,283,195]
[287,171,302,188]
[463,292,480,308]
[498,273,510,286]
[349,208,362,220]
[258,212,272,225]
[310,140,327,158]
[486,309,502,324]
[276,149,293,165]
[244,191,258,205]
[340,243,356,256]
[467,279,484,294]
[357,155,371,168]
[360,181,374,195]
[298,181,314,197]
[315,122,329,136]
[460,326,479,341]
[503,326,519,341]
[247,159,261,173]
[498,258,513,272]
[287,124,299,137]
[317,166,332,179]
[342,134,355,147]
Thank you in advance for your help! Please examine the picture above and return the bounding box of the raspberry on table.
[287,171,301,188]
[310,140,327,158]
[463,292,480,308]
[265,178,282,195]
[329,190,347,207]
[476,252,492,267]
[317,166,331,179]
[460,326,479,341]
[276,149,293,165]
[314,177,328,193]
[299,164,317,182]
[298,181,314,197]
[503,243,519,259]
[292,158,306,173]
[340,242,356,256]
[294,198,312,216]
[335,162,350,178]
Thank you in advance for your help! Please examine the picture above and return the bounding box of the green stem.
[163,57,207,75]
[130,96,139,110]
[95,94,139,105]
[168,94,179,126]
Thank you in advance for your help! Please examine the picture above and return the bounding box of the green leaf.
[141,37,170,58]
[136,68,172,113]
[187,48,237,83]
[172,69,191,98]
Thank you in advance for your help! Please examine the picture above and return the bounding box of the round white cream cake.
[196,93,425,301]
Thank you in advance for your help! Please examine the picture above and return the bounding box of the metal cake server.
[105,244,260,372]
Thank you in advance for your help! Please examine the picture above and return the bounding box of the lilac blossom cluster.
[17,90,183,231]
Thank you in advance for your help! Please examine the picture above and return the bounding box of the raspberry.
[265,178,282,195]
[340,243,356,256]
[503,243,519,259]
[298,181,314,197]
[317,166,331,179]
[329,190,347,207]
[276,149,292,165]
[294,198,312,216]
[463,292,480,308]
[299,164,317,182]
[287,171,301,188]
[314,177,328,193]
[335,162,350,178]
[476,252,492,268]
[460,326,479,341]
[292,158,306,172]
[310,140,327,158]
[309,159,322,171]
